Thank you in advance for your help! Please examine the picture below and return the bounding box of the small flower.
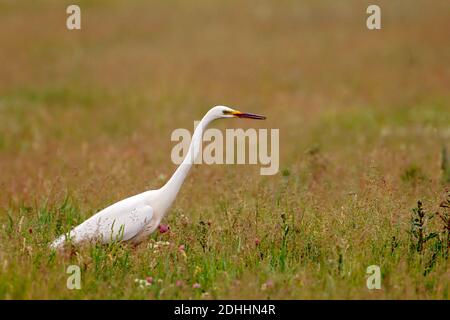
[255,238,260,246]
[261,279,274,291]
[180,214,190,225]
[179,245,187,259]
[146,277,153,285]
[194,266,202,276]
[192,283,201,289]
[176,280,184,287]
[136,279,148,289]
[159,224,169,234]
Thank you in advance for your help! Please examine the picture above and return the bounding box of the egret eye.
[222,110,232,115]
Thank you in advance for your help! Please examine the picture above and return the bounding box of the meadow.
[0,0,449,299]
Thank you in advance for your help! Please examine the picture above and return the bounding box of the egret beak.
[231,110,266,120]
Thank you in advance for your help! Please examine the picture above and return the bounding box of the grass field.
[0,0,449,299]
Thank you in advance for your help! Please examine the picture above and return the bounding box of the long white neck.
[159,110,216,208]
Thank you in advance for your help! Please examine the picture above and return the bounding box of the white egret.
[50,106,266,249]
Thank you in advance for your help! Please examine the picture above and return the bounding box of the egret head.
[212,105,266,120]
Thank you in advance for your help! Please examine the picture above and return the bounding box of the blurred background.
[1,0,449,205]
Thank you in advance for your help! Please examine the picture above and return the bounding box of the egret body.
[50,106,265,249]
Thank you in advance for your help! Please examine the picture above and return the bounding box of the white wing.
[51,203,153,248]
[97,205,154,242]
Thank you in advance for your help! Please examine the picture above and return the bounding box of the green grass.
[1,188,449,299]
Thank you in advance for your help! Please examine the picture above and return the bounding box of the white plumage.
[50,106,265,249]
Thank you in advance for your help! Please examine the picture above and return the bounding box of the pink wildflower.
[176,280,184,287]
[159,224,169,234]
